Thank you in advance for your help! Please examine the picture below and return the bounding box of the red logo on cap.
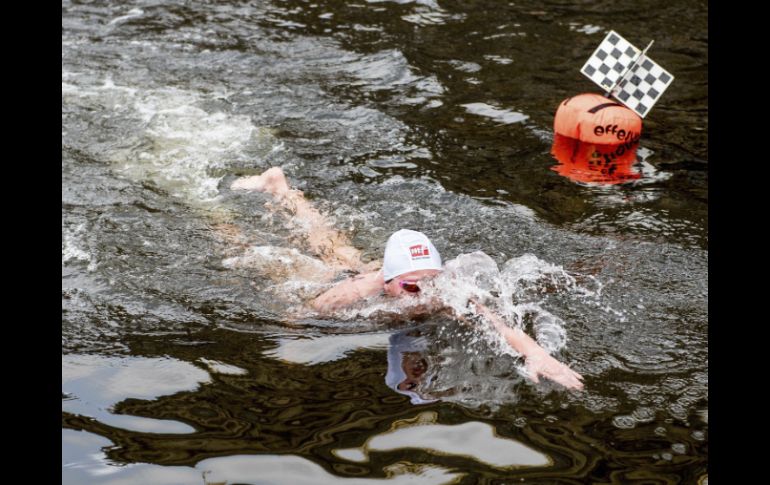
[409,244,430,259]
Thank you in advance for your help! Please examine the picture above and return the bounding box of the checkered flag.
[581,31,674,118]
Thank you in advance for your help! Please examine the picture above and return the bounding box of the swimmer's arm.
[468,301,584,390]
[309,271,383,313]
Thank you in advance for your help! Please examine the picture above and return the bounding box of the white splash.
[62,76,281,206]
[62,224,91,264]
[332,251,582,366]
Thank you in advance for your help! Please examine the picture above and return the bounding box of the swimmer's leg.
[231,167,377,273]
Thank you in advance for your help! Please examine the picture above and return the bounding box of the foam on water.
[62,223,92,265]
[63,75,282,207]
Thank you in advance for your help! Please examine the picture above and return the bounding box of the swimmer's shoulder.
[352,269,383,284]
[343,270,384,298]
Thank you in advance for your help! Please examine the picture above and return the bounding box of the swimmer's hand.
[523,348,584,390]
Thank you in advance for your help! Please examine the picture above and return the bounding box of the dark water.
[62,0,707,483]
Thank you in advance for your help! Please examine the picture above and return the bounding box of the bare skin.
[471,301,584,390]
[313,267,584,390]
[231,167,376,273]
[309,268,441,313]
[230,167,584,390]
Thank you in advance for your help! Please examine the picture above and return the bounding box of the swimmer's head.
[382,229,442,283]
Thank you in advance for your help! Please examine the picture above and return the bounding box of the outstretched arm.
[470,301,584,390]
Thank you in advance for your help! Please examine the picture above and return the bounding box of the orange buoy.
[554,93,642,145]
[550,133,640,185]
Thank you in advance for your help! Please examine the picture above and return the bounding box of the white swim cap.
[382,229,442,282]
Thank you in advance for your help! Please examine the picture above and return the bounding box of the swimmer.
[231,167,584,390]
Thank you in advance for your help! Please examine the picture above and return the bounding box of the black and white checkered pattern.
[581,31,640,91]
[609,55,674,117]
[581,31,674,118]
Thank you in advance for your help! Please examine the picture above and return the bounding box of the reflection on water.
[333,411,551,468]
[62,327,707,483]
[63,429,462,485]
[63,0,707,482]
[62,354,209,434]
[266,332,392,366]
[550,133,642,185]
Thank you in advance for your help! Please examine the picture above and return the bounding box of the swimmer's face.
[383,269,441,297]
[397,352,428,392]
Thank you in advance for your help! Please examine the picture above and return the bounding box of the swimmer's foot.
[231,167,290,196]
